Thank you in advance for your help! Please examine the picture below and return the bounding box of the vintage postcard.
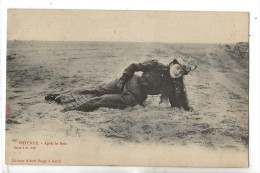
[5,9,249,167]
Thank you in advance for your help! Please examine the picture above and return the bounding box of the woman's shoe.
[45,94,60,101]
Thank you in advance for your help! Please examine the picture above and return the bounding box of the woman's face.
[169,64,185,78]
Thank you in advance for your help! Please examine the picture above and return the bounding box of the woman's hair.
[167,59,179,67]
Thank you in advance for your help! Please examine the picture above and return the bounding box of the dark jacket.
[118,59,190,110]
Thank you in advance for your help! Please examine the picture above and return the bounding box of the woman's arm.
[122,59,158,77]
[168,77,191,111]
[116,59,159,90]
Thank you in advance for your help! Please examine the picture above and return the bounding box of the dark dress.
[120,59,190,109]
[58,59,190,112]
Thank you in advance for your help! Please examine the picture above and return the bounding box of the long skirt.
[58,78,141,112]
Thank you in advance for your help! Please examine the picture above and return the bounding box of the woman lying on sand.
[45,55,197,112]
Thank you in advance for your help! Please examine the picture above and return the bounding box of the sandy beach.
[5,41,249,166]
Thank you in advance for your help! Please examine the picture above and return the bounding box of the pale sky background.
[7,9,249,43]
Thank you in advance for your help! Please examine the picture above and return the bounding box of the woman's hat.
[175,55,198,74]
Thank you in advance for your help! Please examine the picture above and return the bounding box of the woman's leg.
[80,78,121,95]
[46,78,121,102]
[74,94,137,112]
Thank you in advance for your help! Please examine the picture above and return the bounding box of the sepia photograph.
[5,10,249,167]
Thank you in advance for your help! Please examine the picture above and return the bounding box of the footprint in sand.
[141,125,153,134]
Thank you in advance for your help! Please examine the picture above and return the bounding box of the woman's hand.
[183,105,193,112]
